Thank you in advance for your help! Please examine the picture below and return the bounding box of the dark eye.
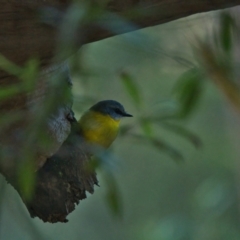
[114,108,122,115]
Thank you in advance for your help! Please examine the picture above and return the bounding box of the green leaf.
[18,158,36,201]
[0,178,6,213]
[120,71,141,108]
[20,59,40,90]
[160,122,202,149]
[0,56,39,101]
[174,68,203,118]
[0,111,23,132]
[140,118,153,138]
[151,138,184,162]
[0,84,23,100]
[220,12,234,52]
[0,54,22,76]
[104,173,122,217]
[131,134,184,162]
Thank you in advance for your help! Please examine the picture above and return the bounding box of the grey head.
[90,100,133,120]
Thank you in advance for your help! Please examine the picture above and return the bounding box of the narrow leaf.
[220,12,234,52]
[140,119,153,138]
[20,59,40,90]
[120,71,141,108]
[131,134,184,162]
[104,173,122,217]
[160,122,202,149]
[18,158,36,201]
[151,138,184,162]
[174,68,203,117]
[0,84,24,100]
[0,54,22,76]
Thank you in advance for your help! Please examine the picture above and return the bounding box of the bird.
[78,100,133,149]
[27,100,132,222]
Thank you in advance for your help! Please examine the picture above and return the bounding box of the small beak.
[123,112,133,117]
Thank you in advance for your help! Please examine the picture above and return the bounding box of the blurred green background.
[1,10,240,240]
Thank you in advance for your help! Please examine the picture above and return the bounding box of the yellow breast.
[78,110,120,148]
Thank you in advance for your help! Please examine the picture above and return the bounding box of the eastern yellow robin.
[78,100,132,148]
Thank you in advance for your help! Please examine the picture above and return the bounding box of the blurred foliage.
[0,56,39,100]
[198,12,240,113]
[173,67,204,118]
[219,12,235,53]
[1,2,240,240]
[120,71,142,109]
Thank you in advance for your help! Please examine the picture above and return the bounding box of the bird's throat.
[78,111,120,148]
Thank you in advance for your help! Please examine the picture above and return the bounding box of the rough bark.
[1,0,240,75]
[26,121,98,223]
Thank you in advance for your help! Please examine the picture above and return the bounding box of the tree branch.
[1,0,240,74]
